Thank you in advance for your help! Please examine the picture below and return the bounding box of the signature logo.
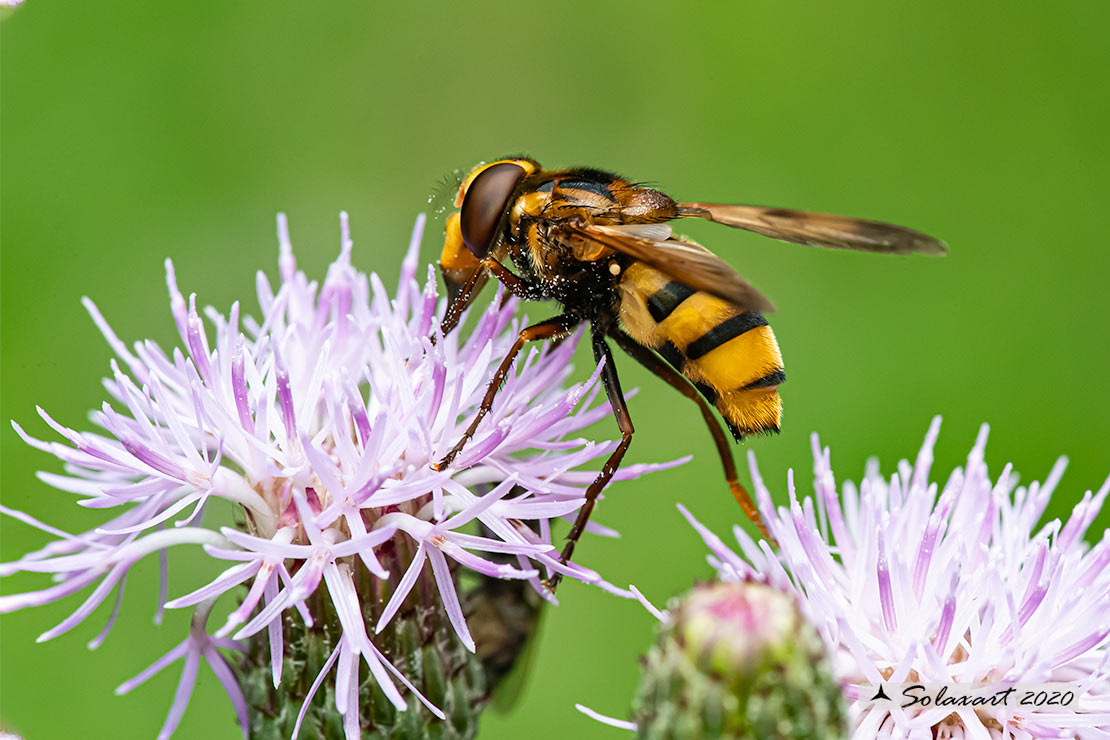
[860,683,1082,710]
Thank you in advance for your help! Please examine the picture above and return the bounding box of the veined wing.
[679,202,947,255]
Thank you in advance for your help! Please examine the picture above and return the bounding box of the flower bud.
[632,580,847,740]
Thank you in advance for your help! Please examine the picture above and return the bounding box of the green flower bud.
[632,580,847,740]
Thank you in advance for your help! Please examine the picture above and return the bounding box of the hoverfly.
[434,157,945,588]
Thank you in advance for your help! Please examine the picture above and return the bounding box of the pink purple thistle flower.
[1,213,684,739]
[677,417,1110,740]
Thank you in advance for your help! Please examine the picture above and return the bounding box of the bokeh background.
[3,2,1109,738]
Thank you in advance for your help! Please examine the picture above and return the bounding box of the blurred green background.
[3,2,1109,738]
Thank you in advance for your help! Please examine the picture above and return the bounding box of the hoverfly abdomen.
[617,261,784,439]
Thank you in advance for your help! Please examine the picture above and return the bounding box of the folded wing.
[564,222,774,312]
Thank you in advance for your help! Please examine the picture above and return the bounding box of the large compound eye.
[459,161,527,258]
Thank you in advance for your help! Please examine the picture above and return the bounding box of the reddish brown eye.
[459,162,527,258]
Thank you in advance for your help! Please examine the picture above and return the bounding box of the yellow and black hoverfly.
[434,157,945,587]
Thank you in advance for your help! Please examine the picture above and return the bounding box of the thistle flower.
[1,213,681,739]
[681,417,1110,740]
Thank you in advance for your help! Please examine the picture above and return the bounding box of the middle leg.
[547,326,635,591]
[434,313,580,471]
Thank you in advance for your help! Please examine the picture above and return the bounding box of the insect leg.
[607,328,774,543]
[433,313,580,471]
[439,257,542,337]
[547,327,635,591]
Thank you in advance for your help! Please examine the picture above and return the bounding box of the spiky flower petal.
[2,213,682,738]
[684,418,1110,740]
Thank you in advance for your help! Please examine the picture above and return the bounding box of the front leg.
[434,313,581,471]
[439,257,545,337]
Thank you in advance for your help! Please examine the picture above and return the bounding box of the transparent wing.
[679,202,947,255]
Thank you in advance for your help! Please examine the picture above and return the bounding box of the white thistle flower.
[1,213,682,739]
[683,417,1110,740]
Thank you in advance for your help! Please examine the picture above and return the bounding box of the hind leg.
[608,328,773,542]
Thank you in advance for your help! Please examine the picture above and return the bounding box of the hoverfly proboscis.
[432,157,946,591]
